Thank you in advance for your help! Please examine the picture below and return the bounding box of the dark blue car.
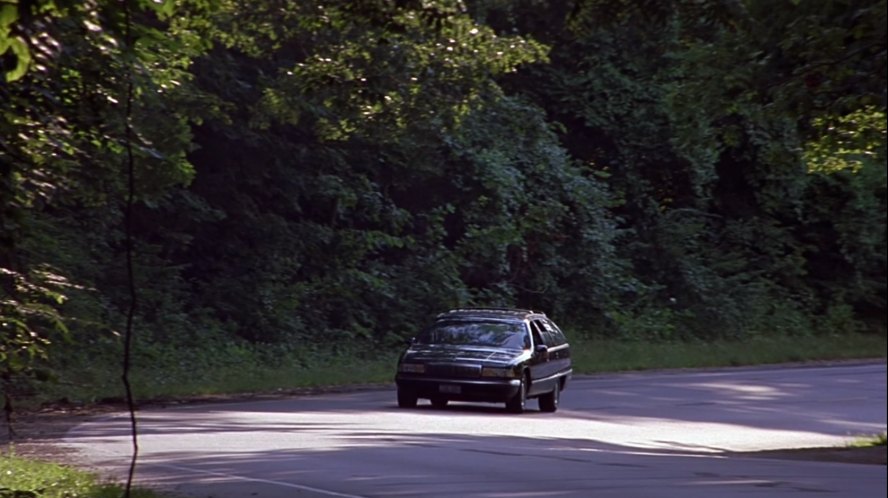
[395,308,572,413]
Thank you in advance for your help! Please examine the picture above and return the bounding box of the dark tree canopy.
[1,0,884,389]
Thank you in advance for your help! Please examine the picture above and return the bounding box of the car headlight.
[399,363,425,373]
[481,367,514,378]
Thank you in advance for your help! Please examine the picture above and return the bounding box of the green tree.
[164,0,628,345]
[470,0,886,338]
[2,0,204,414]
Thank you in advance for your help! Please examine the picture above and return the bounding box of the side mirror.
[404,337,415,346]
[535,344,549,359]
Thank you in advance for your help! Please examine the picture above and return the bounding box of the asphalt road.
[64,362,886,497]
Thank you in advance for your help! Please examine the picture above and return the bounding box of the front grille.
[427,363,481,378]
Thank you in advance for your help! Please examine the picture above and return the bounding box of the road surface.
[63,362,887,497]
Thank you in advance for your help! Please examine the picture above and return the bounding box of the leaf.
[4,36,30,82]
[0,3,19,32]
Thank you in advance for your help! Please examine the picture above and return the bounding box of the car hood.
[402,345,526,366]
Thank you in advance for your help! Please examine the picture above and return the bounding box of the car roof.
[435,307,546,322]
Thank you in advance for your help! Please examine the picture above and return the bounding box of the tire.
[430,397,448,409]
[506,374,528,413]
[539,381,560,413]
[397,388,418,408]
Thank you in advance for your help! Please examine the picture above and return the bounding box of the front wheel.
[397,387,418,408]
[506,375,528,413]
[538,382,560,413]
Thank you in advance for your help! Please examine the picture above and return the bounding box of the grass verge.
[569,333,886,373]
[23,332,886,408]
[0,452,168,498]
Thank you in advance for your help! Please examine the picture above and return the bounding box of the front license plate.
[439,384,461,394]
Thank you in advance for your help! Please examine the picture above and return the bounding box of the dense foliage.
[1,0,885,397]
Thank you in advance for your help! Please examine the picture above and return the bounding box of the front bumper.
[395,374,521,403]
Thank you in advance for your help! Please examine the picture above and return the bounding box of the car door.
[527,320,555,396]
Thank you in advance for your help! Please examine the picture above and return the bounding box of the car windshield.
[415,321,528,349]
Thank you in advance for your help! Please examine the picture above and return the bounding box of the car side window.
[540,319,566,346]
[530,321,545,348]
[530,320,552,347]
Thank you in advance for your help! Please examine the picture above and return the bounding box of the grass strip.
[0,453,169,498]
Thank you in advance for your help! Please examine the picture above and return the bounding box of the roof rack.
[437,307,544,317]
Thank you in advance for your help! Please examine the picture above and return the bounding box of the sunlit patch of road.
[64,362,886,498]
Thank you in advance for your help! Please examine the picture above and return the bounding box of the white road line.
[144,462,367,498]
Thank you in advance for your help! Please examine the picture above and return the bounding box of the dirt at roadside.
[729,445,886,466]
[0,404,125,465]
